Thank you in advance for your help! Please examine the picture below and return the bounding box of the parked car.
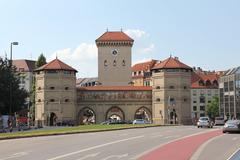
[214,117,225,126]
[197,117,213,128]
[133,119,146,124]
[223,120,240,133]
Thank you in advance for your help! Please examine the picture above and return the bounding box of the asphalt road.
[0,126,239,160]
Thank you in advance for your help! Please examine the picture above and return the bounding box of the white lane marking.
[151,134,163,138]
[227,148,240,160]
[75,152,100,160]
[190,134,225,160]
[47,135,144,160]
[0,152,28,160]
[232,137,238,141]
[131,129,220,160]
[100,154,128,160]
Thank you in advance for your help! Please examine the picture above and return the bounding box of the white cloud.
[125,29,148,39]
[50,43,97,61]
[140,44,155,54]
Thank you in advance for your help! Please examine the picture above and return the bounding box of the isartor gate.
[76,87,152,124]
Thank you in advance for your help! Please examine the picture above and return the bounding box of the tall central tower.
[96,31,134,86]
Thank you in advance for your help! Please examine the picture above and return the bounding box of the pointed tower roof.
[35,58,77,72]
[96,31,134,42]
[152,56,192,70]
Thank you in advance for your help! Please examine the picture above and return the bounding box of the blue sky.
[0,0,240,77]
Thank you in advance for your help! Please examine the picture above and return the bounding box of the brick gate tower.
[96,31,134,86]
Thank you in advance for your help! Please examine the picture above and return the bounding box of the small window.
[38,99,41,102]
[65,99,69,102]
[50,99,55,102]
[193,101,197,103]
[50,87,55,90]
[113,60,116,66]
[208,101,211,103]
[169,86,175,89]
[184,86,187,89]
[193,106,197,111]
[104,60,108,67]
[156,86,160,89]
[38,87,41,90]
[122,60,126,66]
[184,98,187,102]
[200,106,205,111]
[65,87,69,90]
[156,98,160,102]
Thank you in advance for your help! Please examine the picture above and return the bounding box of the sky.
[1,0,240,78]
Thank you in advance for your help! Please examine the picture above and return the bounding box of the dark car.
[223,120,240,133]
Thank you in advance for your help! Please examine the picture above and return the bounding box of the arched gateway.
[106,106,125,121]
[77,107,96,125]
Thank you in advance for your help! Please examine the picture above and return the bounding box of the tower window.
[113,60,116,66]
[38,87,41,90]
[156,86,160,89]
[38,99,41,102]
[104,60,108,67]
[50,99,55,102]
[156,98,161,102]
[169,86,175,89]
[65,99,69,102]
[122,60,126,66]
[65,87,69,90]
[50,87,55,90]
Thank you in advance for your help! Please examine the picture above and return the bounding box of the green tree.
[207,96,219,119]
[36,53,46,68]
[0,57,28,115]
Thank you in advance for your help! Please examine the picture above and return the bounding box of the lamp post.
[9,42,19,119]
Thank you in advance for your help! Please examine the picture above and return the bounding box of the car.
[214,117,225,126]
[197,117,213,128]
[223,120,240,133]
[133,119,146,124]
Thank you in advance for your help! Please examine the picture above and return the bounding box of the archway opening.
[134,107,152,122]
[106,107,124,121]
[78,108,96,125]
[50,112,57,126]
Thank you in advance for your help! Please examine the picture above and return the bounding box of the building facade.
[35,31,193,126]
[191,70,219,121]
[219,67,240,119]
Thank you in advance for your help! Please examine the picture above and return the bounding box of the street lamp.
[9,42,19,118]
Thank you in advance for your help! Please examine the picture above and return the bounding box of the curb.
[0,124,180,140]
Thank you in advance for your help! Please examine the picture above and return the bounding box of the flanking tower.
[35,58,77,127]
[151,56,192,125]
[96,31,134,86]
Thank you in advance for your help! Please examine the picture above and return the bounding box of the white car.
[197,117,213,128]
[214,117,225,126]
[133,119,146,124]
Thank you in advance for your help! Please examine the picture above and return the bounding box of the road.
[0,126,239,160]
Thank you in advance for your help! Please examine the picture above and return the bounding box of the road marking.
[190,134,225,160]
[227,148,240,160]
[100,154,128,160]
[47,135,144,160]
[232,137,238,141]
[75,152,100,160]
[151,134,163,138]
[0,152,28,160]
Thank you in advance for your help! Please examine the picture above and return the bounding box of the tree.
[207,96,219,119]
[0,57,28,115]
[36,53,46,68]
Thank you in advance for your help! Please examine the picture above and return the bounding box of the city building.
[191,68,219,121]
[35,31,193,126]
[132,60,158,86]
[219,67,240,119]
[12,59,36,93]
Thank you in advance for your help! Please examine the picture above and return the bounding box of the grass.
[0,124,161,140]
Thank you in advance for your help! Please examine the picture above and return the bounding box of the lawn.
[0,124,161,140]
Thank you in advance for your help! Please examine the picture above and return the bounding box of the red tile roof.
[152,57,192,70]
[96,31,134,42]
[78,86,152,91]
[35,58,77,72]
[191,72,219,89]
[132,60,158,72]
[12,59,36,72]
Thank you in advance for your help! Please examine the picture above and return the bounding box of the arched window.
[65,99,69,102]
[38,99,41,102]
[38,87,41,90]
[113,60,116,66]
[156,98,161,102]
[50,86,55,90]
[122,60,126,66]
[65,87,69,90]
[104,60,108,67]
[50,99,55,102]
[169,86,175,89]
[156,86,160,89]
